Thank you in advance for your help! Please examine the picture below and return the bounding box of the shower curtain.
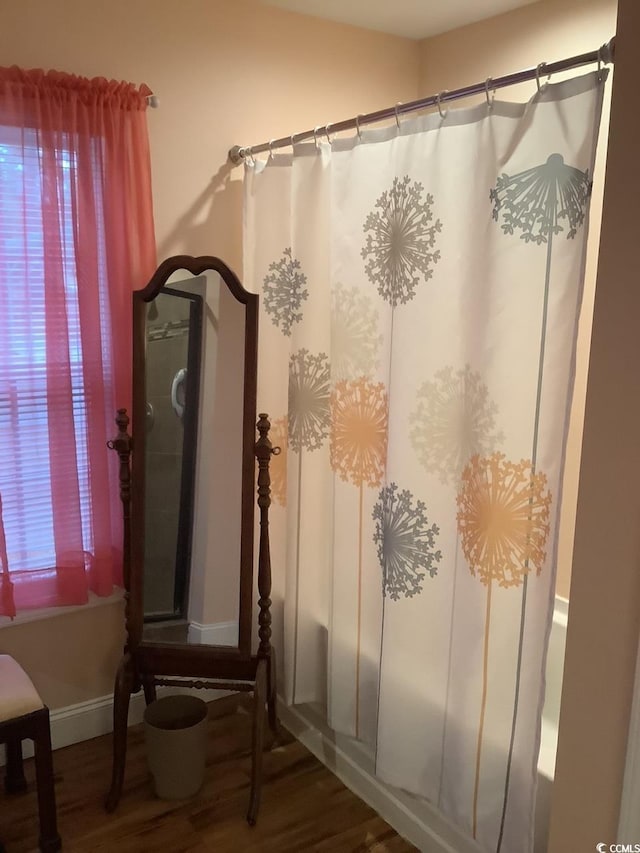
[243,70,606,853]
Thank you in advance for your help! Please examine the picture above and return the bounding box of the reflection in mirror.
[141,270,246,648]
[142,280,203,636]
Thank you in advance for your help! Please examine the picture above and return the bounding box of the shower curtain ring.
[394,102,403,129]
[313,126,322,149]
[485,78,495,107]
[355,114,363,140]
[325,123,334,144]
[437,91,449,119]
[535,62,547,92]
[268,139,276,158]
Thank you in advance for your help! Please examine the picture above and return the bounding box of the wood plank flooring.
[1,695,418,852]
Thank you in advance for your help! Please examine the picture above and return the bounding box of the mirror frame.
[131,255,258,659]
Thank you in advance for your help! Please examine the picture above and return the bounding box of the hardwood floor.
[1,695,418,852]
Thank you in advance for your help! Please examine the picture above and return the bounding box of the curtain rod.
[228,37,615,165]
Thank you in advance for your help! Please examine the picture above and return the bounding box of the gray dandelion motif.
[489,154,591,460]
[489,152,591,849]
[288,348,331,452]
[289,348,331,704]
[362,176,442,307]
[331,283,383,380]
[409,365,504,486]
[263,247,308,335]
[372,483,441,601]
[490,154,591,243]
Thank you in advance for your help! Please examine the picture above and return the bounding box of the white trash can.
[143,694,208,800]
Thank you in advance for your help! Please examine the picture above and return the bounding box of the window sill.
[0,589,125,629]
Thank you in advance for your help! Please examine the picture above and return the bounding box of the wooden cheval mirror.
[105,256,278,825]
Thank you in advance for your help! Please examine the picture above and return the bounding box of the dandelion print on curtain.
[243,70,607,853]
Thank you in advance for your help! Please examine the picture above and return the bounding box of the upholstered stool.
[0,655,61,851]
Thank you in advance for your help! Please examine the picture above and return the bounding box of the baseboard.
[187,620,238,646]
[1,683,229,765]
[278,701,477,853]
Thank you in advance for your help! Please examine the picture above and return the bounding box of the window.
[0,65,156,616]
[0,126,105,576]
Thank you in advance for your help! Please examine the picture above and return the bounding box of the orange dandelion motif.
[269,416,288,508]
[330,375,388,739]
[457,452,552,589]
[457,452,552,837]
[330,377,388,488]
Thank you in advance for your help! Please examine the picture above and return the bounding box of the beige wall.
[0,602,125,709]
[418,0,617,599]
[0,0,420,709]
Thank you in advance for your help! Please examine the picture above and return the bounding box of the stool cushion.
[0,655,44,722]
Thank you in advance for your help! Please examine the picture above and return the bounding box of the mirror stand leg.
[246,658,267,826]
[105,653,134,812]
[142,673,157,706]
[267,649,279,738]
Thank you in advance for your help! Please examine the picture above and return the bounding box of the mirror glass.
[140,269,246,647]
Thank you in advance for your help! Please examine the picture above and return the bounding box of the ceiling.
[261,0,539,40]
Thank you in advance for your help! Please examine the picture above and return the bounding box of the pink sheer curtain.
[0,496,14,618]
[0,67,156,615]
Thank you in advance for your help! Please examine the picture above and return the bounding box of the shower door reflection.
[143,284,203,636]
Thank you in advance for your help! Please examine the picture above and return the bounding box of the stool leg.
[33,708,61,853]
[5,738,28,794]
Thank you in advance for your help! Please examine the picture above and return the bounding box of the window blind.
[0,127,104,573]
